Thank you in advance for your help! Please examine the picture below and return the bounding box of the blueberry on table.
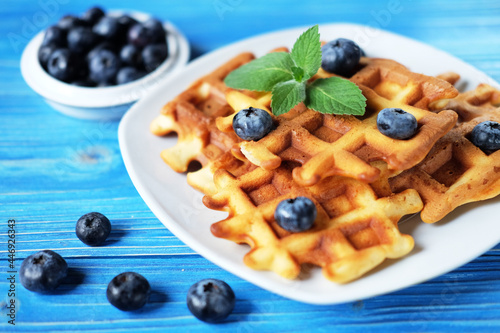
[57,15,86,30]
[377,108,418,140]
[81,6,105,26]
[143,18,166,44]
[75,212,111,246]
[107,272,151,311]
[142,44,168,72]
[128,23,154,48]
[47,49,78,82]
[116,67,146,85]
[20,250,68,292]
[120,44,142,67]
[232,107,273,141]
[321,38,361,76]
[274,197,317,233]
[42,26,67,48]
[187,279,235,323]
[67,27,100,54]
[470,121,500,151]
[38,44,57,70]
[89,49,121,84]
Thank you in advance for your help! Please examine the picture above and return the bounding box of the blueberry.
[117,15,139,31]
[89,49,121,84]
[76,212,111,246]
[143,18,166,44]
[93,16,125,43]
[232,107,273,141]
[87,41,119,62]
[470,121,500,151]
[187,279,235,323]
[120,44,142,67]
[321,38,361,76]
[38,44,57,70]
[274,197,317,233]
[20,250,68,292]
[116,67,146,85]
[142,44,168,72]
[107,272,151,311]
[57,15,86,30]
[81,6,105,26]
[377,108,418,140]
[67,27,100,54]
[42,25,66,47]
[47,49,78,82]
[128,23,154,48]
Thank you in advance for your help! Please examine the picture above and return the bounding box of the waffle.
[150,53,256,194]
[429,83,500,122]
[389,84,500,223]
[203,160,422,283]
[216,58,459,186]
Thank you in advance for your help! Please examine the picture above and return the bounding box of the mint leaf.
[305,77,366,115]
[290,25,321,80]
[271,80,306,116]
[224,52,294,91]
[291,66,305,82]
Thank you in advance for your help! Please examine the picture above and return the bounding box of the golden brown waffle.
[215,57,459,186]
[389,84,500,223]
[203,160,422,283]
[150,53,256,194]
[429,83,500,122]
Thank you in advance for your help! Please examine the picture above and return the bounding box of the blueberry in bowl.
[20,7,189,120]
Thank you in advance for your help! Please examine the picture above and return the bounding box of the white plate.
[118,23,500,304]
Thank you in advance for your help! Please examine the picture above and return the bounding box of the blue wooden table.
[2,0,500,331]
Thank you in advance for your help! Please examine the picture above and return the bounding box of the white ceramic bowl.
[20,10,190,120]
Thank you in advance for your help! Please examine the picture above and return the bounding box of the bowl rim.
[20,9,190,108]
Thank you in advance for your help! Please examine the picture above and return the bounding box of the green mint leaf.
[271,80,306,116]
[291,66,305,82]
[290,25,321,80]
[305,77,366,115]
[224,52,294,92]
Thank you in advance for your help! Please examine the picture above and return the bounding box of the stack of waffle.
[150,50,500,283]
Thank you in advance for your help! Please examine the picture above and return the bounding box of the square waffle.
[150,53,256,194]
[215,57,459,186]
[389,84,500,223]
[203,160,422,283]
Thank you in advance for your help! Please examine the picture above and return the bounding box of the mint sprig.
[224,25,366,116]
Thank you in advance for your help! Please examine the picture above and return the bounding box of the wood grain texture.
[1,0,500,331]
